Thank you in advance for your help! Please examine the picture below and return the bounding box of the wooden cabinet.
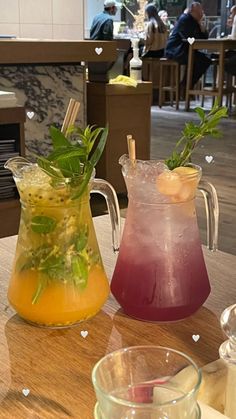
[87,82,152,194]
[0,107,25,238]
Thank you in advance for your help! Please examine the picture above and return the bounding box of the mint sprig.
[35,124,108,199]
[31,215,57,234]
[165,101,228,170]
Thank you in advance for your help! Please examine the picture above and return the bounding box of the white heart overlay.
[22,389,30,397]
[192,334,200,342]
[95,47,103,56]
[80,330,88,338]
[187,37,195,45]
[27,111,35,120]
[205,155,213,163]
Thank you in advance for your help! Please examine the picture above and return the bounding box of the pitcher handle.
[198,180,219,252]
[91,178,120,253]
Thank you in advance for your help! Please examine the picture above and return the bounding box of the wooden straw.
[126,134,136,166]
[61,98,75,134]
[126,134,132,156]
[129,139,136,166]
[68,101,80,127]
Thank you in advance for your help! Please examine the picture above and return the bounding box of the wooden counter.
[0,39,117,64]
[0,106,26,238]
[0,39,119,237]
[0,215,236,417]
[87,82,152,193]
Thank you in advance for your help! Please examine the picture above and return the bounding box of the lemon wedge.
[156,171,182,196]
[173,166,198,176]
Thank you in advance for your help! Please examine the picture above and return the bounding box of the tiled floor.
[92,102,236,255]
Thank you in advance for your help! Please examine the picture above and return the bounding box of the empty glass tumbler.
[92,346,201,419]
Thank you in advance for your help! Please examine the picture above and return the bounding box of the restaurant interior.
[0,0,236,418]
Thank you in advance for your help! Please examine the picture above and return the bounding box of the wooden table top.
[0,215,236,418]
[189,37,236,50]
[185,37,236,110]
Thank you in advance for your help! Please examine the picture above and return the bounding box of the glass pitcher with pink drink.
[111,157,218,322]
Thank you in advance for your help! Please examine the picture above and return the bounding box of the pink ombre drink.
[111,156,218,322]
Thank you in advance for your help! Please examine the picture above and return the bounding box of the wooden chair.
[225,74,236,109]
[200,58,219,108]
[142,57,161,89]
[200,58,236,109]
[159,58,180,110]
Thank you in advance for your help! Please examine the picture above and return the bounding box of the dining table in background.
[0,215,236,418]
[185,38,236,111]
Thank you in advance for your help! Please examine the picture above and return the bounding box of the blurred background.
[0,0,233,41]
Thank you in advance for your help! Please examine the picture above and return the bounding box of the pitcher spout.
[4,156,33,178]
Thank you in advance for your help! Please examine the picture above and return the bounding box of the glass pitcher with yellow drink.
[5,125,120,328]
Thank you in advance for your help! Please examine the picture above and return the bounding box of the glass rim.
[119,155,202,180]
[36,168,96,183]
[94,401,202,418]
[92,345,202,409]
[5,157,96,183]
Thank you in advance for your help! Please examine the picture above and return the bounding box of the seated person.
[165,1,211,90]
[142,4,168,59]
[158,10,174,33]
[90,0,120,40]
[225,6,236,76]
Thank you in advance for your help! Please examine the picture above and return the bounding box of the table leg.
[159,62,164,107]
[185,45,194,111]
[218,44,224,106]
[176,64,180,110]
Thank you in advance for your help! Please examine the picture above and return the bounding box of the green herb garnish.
[71,255,88,289]
[16,221,100,304]
[31,215,57,234]
[165,101,228,170]
[36,124,108,199]
[75,225,89,252]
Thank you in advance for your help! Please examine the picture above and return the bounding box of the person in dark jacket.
[90,0,120,40]
[225,5,236,76]
[165,2,211,91]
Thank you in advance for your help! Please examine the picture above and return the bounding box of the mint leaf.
[195,107,206,121]
[71,161,94,200]
[76,126,104,154]
[48,147,86,163]
[39,254,65,279]
[37,155,64,178]
[89,126,108,167]
[55,150,87,177]
[31,215,57,234]
[75,225,89,251]
[50,126,70,149]
[71,255,88,289]
[48,146,78,161]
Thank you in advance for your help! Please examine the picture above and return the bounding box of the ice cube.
[120,155,167,182]
[22,164,51,186]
